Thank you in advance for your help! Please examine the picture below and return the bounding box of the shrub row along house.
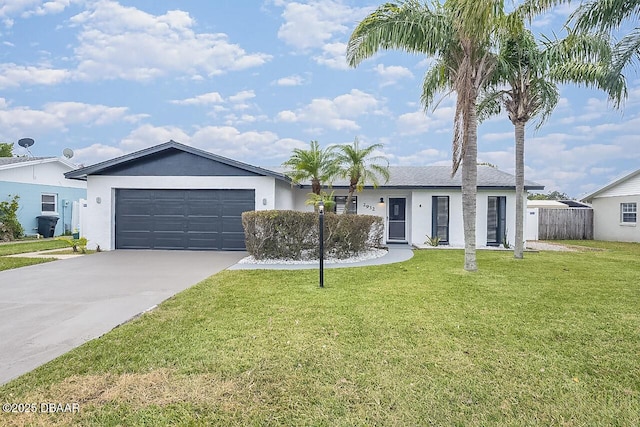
[65,141,544,251]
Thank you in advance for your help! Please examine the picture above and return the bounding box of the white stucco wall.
[591,195,640,242]
[85,175,279,250]
[0,160,86,189]
[274,180,295,210]
[289,188,521,247]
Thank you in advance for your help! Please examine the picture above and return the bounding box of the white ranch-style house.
[65,141,544,251]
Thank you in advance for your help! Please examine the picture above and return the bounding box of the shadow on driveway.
[0,250,245,385]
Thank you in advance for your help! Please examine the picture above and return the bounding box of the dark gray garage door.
[115,189,254,250]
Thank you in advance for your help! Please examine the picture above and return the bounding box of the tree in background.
[0,143,13,157]
[334,137,390,214]
[282,140,339,197]
[528,190,572,200]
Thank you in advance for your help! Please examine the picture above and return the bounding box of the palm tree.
[282,141,338,196]
[569,0,640,79]
[335,138,390,214]
[479,26,626,259]
[478,29,560,259]
[347,0,513,271]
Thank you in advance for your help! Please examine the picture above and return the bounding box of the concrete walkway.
[229,244,414,270]
[0,250,245,385]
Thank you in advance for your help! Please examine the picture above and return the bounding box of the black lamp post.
[318,200,324,288]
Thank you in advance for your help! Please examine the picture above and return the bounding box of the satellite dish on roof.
[63,148,74,159]
[18,138,35,148]
[17,137,35,157]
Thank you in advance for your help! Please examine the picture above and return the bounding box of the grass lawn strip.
[0,241,638,426]
[0,240,70,271]
[0,240,69,256]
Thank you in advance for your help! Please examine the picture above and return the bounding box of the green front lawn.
[1,241,638,426]
[0,239,68,256]
[0,240,70,271]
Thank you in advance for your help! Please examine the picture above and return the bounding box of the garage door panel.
[221,217,245,233]
[188,217,220,232]
[116,189,254,250]
[154,217,186,232]
[118,202,153,216]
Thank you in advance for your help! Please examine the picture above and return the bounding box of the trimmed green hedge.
[242,210,384,260]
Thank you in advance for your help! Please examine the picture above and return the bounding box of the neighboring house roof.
[527,200,569,209]
[65,140,290,182]
[581,168,640,202]
[0,156,77,171]
[278,165,544,190]
[559,200,591,208]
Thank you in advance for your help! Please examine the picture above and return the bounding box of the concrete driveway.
[0,250,245,385]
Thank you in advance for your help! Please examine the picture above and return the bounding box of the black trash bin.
[36,216,59,238]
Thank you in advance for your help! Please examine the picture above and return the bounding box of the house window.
[333,196,357,214]
[487,196,507,246]
[432,196,449,244]
[41,193,58,213]
[621,202,637,223]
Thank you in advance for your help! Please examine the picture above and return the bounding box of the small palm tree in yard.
[335,137,390,214]
[479,26,625,259]
[282,140,339,197]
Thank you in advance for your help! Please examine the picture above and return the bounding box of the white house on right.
[581,168,640,242]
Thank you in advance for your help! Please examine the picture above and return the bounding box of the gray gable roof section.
[285,165,544,190]
[65,140,290,182]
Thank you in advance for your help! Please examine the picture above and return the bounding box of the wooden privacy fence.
[538,208,593,240]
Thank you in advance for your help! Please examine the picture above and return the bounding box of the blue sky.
[0,0,638,198]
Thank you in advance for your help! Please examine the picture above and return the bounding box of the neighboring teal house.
[0,157,86,237]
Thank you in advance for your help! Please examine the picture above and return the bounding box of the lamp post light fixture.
[318,200,325,288]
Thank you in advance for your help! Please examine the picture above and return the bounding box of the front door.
[388,197,406,241]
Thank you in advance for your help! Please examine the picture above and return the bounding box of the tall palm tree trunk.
[462,103,478,272]
[514,121,525,259]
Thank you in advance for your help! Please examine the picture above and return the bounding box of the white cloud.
[276,0,366,51]
[396,106,453,135]
[74,143,125,166]
[275,89,381,131]
[120,124,191,151]
[0,63,71,88]
[170,92,224,106]
[275,1,372,70]
[68,1,271,82]
[313,42,348,69]
[0,100,135,137]
[374,64,413,86]
[229,90,255,103]
[482,132,513,142]
[274,74,304,86]
[394,148,445,165]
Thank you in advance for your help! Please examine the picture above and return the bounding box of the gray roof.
[276,165,544,190]
[0,156,53,166]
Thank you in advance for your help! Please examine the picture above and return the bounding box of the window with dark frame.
[333,196,357,214]
[432,196,449,244]
[41,194,57,213]
[621,202,637,223]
